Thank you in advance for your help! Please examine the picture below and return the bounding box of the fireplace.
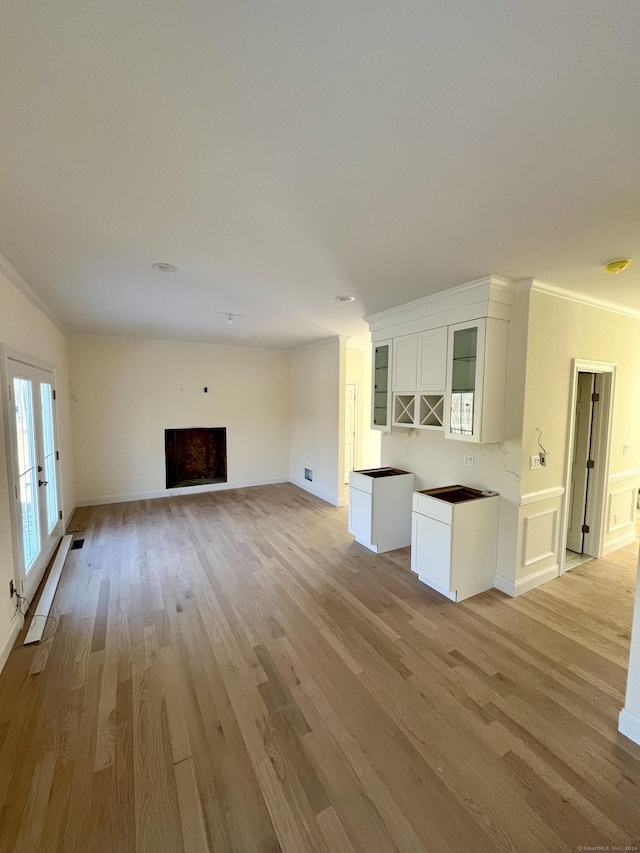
[165,427,227,489]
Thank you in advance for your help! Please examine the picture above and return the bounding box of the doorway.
[344,382,358,484]
[561,361,615,572]
[6,356,62,603]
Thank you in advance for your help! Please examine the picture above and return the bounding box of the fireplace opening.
[165,427,227,489]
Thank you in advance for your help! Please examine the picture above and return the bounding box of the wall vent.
[71,539,85,550]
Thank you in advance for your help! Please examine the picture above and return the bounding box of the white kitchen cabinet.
[392,393,444,430]
[417,327,447,392]
[392,334,418,393]
[411,486,499,601]
[371,339,392,430]
[444,318,508,444]
[348,468,415,553]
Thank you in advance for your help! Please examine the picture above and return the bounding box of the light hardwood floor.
[1,483,640,852]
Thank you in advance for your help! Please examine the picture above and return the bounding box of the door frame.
[0,345,63,600]
[344,380,359,481]
[560,359,616,571]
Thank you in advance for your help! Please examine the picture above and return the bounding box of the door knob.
[38,480,48,487]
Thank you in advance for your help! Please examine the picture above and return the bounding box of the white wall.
[289,337,345,506]
[69,336,290,503]
[345,347,381,472]
[0,269,74,670]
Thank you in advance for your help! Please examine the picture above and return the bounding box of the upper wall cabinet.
[392,328,447,394]
[392,334,418,393]
[444,318,509,444]
[417,327,447,392]
[371,339,392,430]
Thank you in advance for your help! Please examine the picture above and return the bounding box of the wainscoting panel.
[501,489,564,596]
[523,509,558,567]
[603,470,639,555]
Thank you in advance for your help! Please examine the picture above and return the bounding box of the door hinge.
[56,451,59,461]
[59,510,63,520]
[586,460,595,469]
[14,484,18,499]
[581,523,590,533]
[591,392,599,402]
[52,389,56,400]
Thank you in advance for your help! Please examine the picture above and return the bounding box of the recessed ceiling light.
[335,295,355,303]
[604,259,632,274]
[151,262,178,272]
[255,335,266,340]
[139,323,153,328]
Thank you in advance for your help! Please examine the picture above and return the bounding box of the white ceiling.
[1,1,640,349]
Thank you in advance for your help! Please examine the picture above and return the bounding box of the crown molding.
[516,278,640,320]
[0,251,68,334]
[364,275,514,327]
[288,334,347,353]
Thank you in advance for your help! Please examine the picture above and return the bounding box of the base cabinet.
[411,489,499,601]
[348,469,415,553]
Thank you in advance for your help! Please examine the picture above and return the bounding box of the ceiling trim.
[0,252,67,334]
[516,278,640,320]
[363,275,514,327]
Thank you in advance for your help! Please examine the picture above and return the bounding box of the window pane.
[40,383,58,532]
[13,378,40,570]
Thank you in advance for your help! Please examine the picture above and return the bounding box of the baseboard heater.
[24,534,73,645]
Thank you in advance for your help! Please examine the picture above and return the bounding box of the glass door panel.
[40,383,58,533]
[450,326,477,436]
[373,343,390,427]
[13,377,41,571]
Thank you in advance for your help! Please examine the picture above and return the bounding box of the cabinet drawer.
[412,493,453,524]
[349,472,373,494]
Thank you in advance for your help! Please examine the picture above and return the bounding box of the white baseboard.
[0,615,23,676]
[289,478,343,507]
[619,708,640,746]
[494,565,558,597]
[76,478,289,507]
[602,529,638,556]
[25,535,72,645]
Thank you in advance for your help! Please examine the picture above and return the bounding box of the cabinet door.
[371,340,392,430]
[418,327,447,392]
[411,513,452,588]
[392,334,418,393]
[348,488,373,544]
[444,319,485,443]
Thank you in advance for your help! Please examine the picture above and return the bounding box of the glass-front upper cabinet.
[444,317,508,444]
[372,339,392,430]
[450,325,478,437]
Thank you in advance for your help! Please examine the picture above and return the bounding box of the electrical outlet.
[9,580,15,598]
[623,443,630,455]
[304,468,313,482]
[463,455,474,467]
[530,455,541,470]
[539,451,546,467]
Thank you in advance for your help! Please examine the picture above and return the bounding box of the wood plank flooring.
[1,483,640,852]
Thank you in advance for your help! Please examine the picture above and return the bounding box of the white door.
[344,383,357,483]
[8,359,61,603]
[566,372,594,554]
